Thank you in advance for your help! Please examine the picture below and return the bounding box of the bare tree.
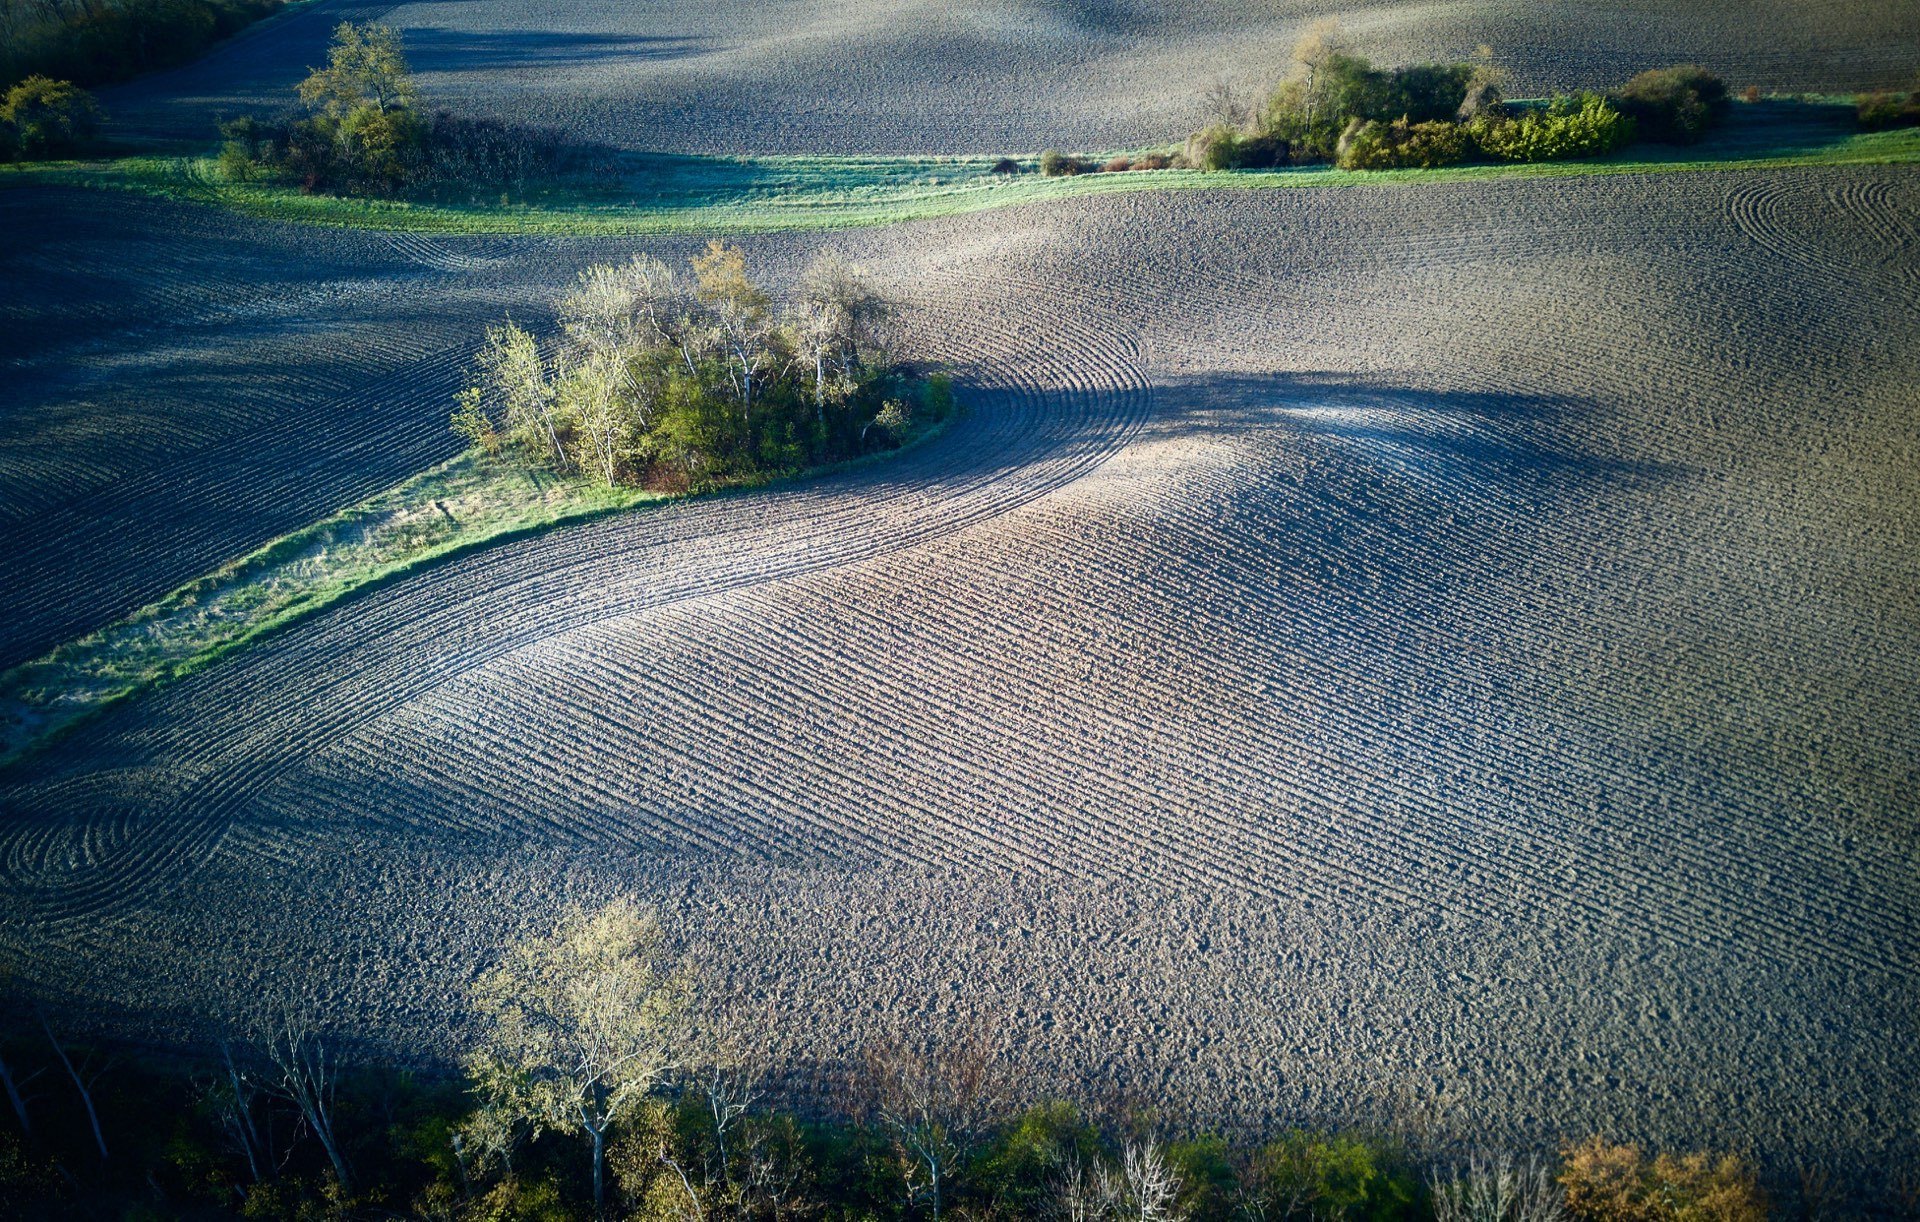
[693,241,776,418]
[1201,78,1250,129]
[199,1041,274,1193]
[792,253,889,414]
[39,1011,106,1162]
[264,1016,353,1197]
[1054,1154,1108,1222]
[688,1003,770,1193]
[561,346,638,487]
[865,1024,1011,1220]
[1287,18,1346,131]
[1118,1140,1184,1221]
[1428,1152,1566,1222]
[468,897,694,1219]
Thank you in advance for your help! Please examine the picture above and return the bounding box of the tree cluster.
[452,244,943,492]
[1176,27,1725,172]
[0,72,97,160]
[0,0,279,94]
[217,22,598,199]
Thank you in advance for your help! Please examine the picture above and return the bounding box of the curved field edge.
[7,126,1918,236]
[0,412,957,770]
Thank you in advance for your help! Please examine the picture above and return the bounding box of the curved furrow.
[0,298,1156,925]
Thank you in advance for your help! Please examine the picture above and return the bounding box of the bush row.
[0,899,1851,1220]
[1040,32,1740,175]
[1857,77,1920,129]
[217,22,613,201]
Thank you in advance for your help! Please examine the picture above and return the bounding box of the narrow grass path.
[0,453,660,766]
[0,403,957,769]
[6,103,1916,235]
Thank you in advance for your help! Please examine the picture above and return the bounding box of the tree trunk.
[0,1049,30,1138]
[312,1117,352,1198]
[591,1123,606,1219]
[221,1044,263,1185]
[39,1015,105,1161]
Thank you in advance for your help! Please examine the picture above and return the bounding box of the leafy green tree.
[467,898,694,1218]
[1241,1130,1416,1220]
[1467,94,1636,162]
[0,75,99,159]
[973,1101,1105,1216]
[297,21,417,117]
[1614,65,1727,143]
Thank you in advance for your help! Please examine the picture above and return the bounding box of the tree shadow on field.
[403,29,709,74]
[1140,370,1674,490]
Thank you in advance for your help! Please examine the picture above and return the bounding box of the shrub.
[1857,89,1920,130]
[1132,151,1173,170]
[0,75,101,159]
[989,156,1020,174]
[1186,126,1287,170]
[1740,84,1761,104]
[1468,93,1636,162]
[1615,65,1728,143]
[1102,155,1132,172]
[1234,132,1287,167]
[1039,149,1086,177]
[1243,1131,1418,1220]
[1559,1137,1767,1222]
[1262,51,1481,160]
[1336,116,1468,169]
[1188,124,1241,170]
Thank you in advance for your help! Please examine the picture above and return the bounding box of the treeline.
[452,245,948,492]
[0,0,282,94]
[1034,28,1744,176]
[219,22,605,200]
[1186,27,1730,172]
[0,899,1810,1221]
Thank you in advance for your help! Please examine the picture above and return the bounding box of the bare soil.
[3,168,1916,1191]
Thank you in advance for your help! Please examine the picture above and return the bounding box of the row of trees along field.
[452,245,950,492]
[218,21,602,199]
[0,897,1801,1221]
[1039,24,1920,177]
[0,0,280,93]
[1179,24,1730,172]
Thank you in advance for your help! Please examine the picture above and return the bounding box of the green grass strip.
[5,107,1917,236]
[0,453,664,768]
[0,408,957,769]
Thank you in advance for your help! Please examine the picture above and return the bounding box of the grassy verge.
[0,454,663,767]
[5,103,1916,235]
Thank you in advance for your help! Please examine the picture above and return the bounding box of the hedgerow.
[1467,93,1638,162]
[1336,117,1470,169]
[0,899,1799,1221]
[1614,64,1730,144]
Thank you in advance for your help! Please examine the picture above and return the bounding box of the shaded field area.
[16,101,1920,236]
[0,191,857,671]
[2,167,1916,1189]
[92,0,1920,155]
